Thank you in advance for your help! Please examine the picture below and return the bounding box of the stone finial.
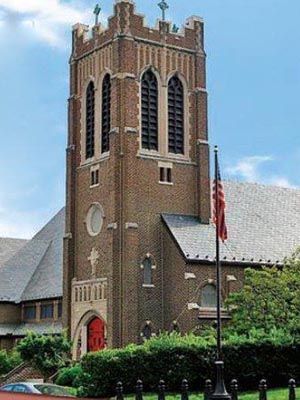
[72,23,89,39]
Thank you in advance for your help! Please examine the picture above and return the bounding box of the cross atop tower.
[93,4,101,25]
[158,0,169,21]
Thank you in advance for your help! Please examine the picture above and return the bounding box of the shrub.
[56,365,83,388]
[0,350,21,376]
[17,331,72,376]
[73,334,300,398]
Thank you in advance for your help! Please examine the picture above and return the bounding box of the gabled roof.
[162,181,300,265]
[0,208,65,303]
[0,238,28,267]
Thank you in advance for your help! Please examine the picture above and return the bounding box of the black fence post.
[181,379,189,400]
[259,379,267,400]
[230,379,238,400]
[288,379,296,400]
[158,380,166,400]
[116,382,124,400]
[204,379,213,400]
[136,379,144,400]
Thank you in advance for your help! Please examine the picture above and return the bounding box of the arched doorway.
[87,317,105,352]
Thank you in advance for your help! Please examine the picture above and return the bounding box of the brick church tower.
[63,0,210,358]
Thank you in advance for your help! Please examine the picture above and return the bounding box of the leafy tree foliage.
[17,331,72,376]
[0,350,21,376]
[226,250,300,337]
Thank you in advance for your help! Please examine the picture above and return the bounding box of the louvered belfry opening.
[101,74,111,153]
[168,76,184,154]
[141,70,158,151]
[86,81,95,159]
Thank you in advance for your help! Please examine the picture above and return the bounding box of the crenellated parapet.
[71,0,205,60]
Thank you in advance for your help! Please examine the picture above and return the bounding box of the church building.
[0,0,299,357]
[62,0,300,359]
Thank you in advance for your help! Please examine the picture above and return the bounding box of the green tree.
[0,350,21,376]
[16,331,72,377]
[226,250,300,338]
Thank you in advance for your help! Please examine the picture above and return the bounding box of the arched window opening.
[200,284,218,308]
[141,70,158,151]
[142,257,152,285]
[86,81,95,159]
[141,321,152,340]
[168,76,184,154]
[102,74,111,153]
[170,320,180,334]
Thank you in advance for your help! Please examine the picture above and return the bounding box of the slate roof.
[0,238,28,267]
[0,322,62,336]
[162,181,300,265]
[0,208,65,303]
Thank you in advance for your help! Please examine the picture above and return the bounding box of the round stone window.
[86,203,104,236]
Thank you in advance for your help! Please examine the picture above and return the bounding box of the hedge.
[58,334,300,398]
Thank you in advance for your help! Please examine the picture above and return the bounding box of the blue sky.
[0,0,299,238]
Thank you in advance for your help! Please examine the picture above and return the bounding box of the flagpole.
[214,146,222,361]
[210,146,231,400]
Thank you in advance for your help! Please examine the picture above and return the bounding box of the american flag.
[212,163,228,242]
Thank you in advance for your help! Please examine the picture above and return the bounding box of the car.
[0,382,75,397]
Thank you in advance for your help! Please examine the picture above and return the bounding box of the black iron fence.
[114,378,297,400]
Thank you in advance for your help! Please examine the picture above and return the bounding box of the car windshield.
[34,384,74,397]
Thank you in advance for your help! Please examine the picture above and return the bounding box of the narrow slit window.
[86,81,95,159]
[167,168,172,183]
[168,76,184,154]
[141,70,158,151]
[101,74,111,153]
[143,258,152,285]
[160,167,165,182]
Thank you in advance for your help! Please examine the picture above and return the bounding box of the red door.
[87,317,105,352]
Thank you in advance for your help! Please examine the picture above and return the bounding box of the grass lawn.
[125,388,298,400]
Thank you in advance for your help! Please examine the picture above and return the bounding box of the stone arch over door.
[72,310,106,360]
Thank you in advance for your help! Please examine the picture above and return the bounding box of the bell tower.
[63,0,210,358]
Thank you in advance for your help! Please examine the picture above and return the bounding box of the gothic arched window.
[143,257,152,285]
[101,74,111,153]
[86,81,95,159]
[141,321,153,340]
[168,76,184,154]
[201,284,217,308]
[141,70,158,151]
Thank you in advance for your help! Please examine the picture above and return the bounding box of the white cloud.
[0,0,97,48]
[226,155,273,182]
[225,155,296,189]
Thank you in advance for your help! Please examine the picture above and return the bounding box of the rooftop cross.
[93,4,101,25]
[158,0,169,21]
